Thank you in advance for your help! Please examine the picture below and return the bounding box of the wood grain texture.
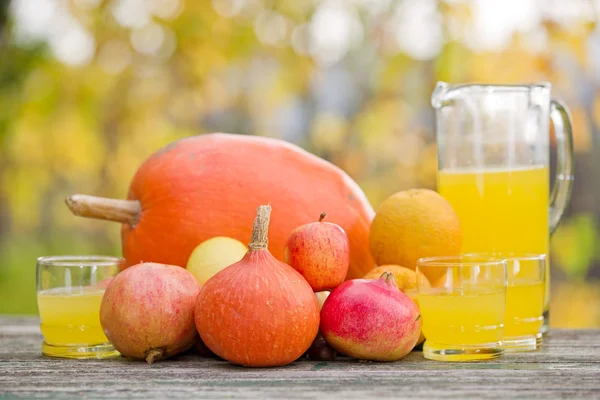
[1,317,600,399]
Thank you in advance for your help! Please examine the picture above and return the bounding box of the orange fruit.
[363,264,428,346]
[369,189,462,270]
[363,264,418,292]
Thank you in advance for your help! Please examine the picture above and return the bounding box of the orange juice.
[505,280,545,337]
[438,166,550,307]
[418,288,505,347]
[38,287,108,345]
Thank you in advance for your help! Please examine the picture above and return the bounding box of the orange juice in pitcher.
[432,82,574,333]
[438,166,549,255]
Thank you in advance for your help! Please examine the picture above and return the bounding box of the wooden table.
[1,317,600,399]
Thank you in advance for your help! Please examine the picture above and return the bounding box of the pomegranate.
[100,263,200,364]
[320,272,421,361]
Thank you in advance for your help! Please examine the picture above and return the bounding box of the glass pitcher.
[432,82,574,333]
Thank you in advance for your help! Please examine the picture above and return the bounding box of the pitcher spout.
[431,81,451,109]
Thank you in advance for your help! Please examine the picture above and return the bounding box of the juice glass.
[432,82,574,333]
[36,256,122,359]
[503,254,546,352]
[416,255,507,362]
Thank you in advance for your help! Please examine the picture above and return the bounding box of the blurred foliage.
[0,0,598,327]
[552,214,600,280]
[552,281,600,328]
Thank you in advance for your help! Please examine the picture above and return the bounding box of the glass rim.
[462,252,547,263]
[432,81,551,108]
[37,255,124,268]
[417,255,507,268]
[436,81,551,92]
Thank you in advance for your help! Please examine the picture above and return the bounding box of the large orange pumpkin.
[66,133,375,279]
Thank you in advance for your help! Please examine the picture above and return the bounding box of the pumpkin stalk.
[248,205,271,250]
[65,194,141,226]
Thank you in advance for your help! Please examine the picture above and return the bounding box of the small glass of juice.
[416,255,507,362]
[503,254,546,352]
[36,256,123,359]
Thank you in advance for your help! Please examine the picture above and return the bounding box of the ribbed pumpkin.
[65,133,375,279]
[195,205,320,367]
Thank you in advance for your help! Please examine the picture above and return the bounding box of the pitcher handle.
[548,99,575,234]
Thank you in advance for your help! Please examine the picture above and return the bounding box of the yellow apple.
[186,236,247,285]
[315,291,330,310]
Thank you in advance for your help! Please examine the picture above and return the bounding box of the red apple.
[284,212,350,291]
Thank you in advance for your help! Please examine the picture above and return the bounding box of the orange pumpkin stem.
[380,271,398,289]
[65,194,141,226]
[319,212,327,222]
[249,205,271,251]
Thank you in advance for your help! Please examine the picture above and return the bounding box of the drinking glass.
[416,255,507,362]
[432,82,574,333]
[36,256,123,359]
[503,254,546,352]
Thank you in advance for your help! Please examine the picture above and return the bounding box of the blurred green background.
[0,0,598,327]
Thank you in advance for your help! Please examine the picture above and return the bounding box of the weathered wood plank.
[1,317,600,399]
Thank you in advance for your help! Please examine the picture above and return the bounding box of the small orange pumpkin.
[195,205,320,367]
